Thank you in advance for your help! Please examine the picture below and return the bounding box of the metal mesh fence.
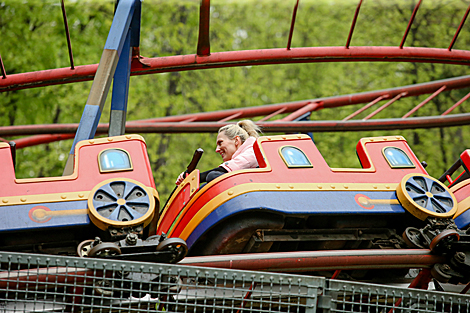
[321,279,470,313]
[0,252,321,312]
[0,251,469,312]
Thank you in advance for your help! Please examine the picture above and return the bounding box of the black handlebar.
[186,148,204,174]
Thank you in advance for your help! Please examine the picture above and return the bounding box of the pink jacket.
[220,137,258,172]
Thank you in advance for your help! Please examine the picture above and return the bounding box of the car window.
[279,146,313,168]
[382,147,415,168]
[99,149,133,172]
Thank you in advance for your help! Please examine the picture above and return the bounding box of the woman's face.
[215,132,241,162]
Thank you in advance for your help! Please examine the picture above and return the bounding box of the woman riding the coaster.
[176,120,262,185]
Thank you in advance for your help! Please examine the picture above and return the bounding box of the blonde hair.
[218,120,261,143]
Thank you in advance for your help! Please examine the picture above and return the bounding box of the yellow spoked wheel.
[88,178,155,230]
[396,173,457,221]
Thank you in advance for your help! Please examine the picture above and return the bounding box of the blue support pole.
[63,0,137,175]
[130,0,141,48]
[109,31,131,137]
[295,112,314,142]
[109,0,141,137]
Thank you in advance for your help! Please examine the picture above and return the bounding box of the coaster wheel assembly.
[88,178,155,231]
[156,237,188,263]
[396,173,457,221]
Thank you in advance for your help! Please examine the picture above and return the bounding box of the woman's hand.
[175,171,188,185]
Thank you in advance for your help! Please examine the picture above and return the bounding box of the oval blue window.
[280,146,312,168]
[99,149,133,172]
[383,147,415,168]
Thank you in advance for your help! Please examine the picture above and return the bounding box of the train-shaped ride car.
[0,135,186,263]
[158,134,470,283]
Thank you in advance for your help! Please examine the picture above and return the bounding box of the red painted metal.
[141,75,470,121]
[402,85,446,119]
[400,0,422,49]
[196,0,211,56]
[5,75,470,145]
[258,107,287,122]
[389,269,432,313]
[449,2,470,51]
[363,92,407,120]
[408,268,432,289]
[331,270,341,279]
[280,102,322,121]
[346,0,363,49]
[0,53,6,79]
[237,282,257,313]
[60,0,75,70]
[343,95,389,121]
[218,112,242,123]
[3,113,470,137]
[441,91,470,116]
[446,174,453,184]
[286,0,300,50]
[14,134,75,149]
[3,47,470,93]
[179,249,444,273]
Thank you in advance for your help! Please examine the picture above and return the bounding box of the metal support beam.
[449,2,470,51]
[6,75,470,147]
[280,102,322,121]
[109,31,132,137]
[60,0,74,70]
[287,0,300,50]
[0,53,6,79]
[402,85,446,119]
[197,0,211,56]
[346,0,363,48]
[400,0,422,49]
[4,113,470,138]
[63,0,137,175]
[343,95,389,121]
[363,92,407,120]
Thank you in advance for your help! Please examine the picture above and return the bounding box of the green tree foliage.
[1,0,470,203]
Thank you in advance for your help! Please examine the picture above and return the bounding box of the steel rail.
[0,250,442,288]
[3,46,470,93]
[8,74,470,147]
[3,113,470,137]
[179,249,445,272]
[137,74,470,121]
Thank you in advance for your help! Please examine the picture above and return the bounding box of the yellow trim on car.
[0,191,90,206]
[170,182,399,239]
[16,135,146,183]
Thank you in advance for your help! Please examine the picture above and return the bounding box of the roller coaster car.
[0,135,187,263]
[159,134,470,283]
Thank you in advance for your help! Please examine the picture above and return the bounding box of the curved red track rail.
[2,47,470,93]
